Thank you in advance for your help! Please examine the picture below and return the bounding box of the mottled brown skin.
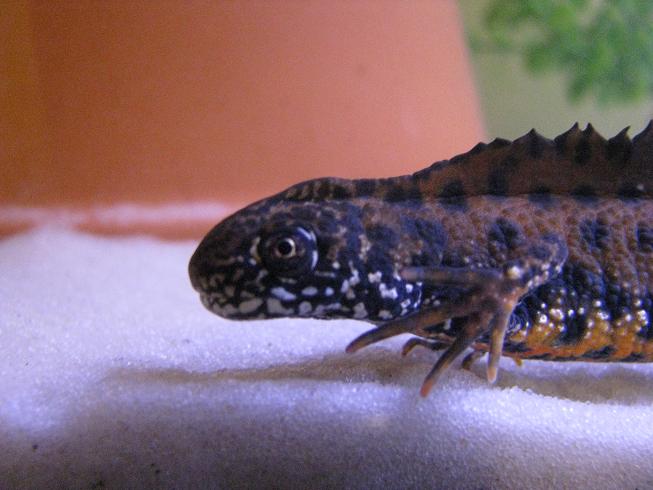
[189,122,653,395]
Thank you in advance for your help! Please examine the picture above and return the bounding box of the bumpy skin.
[189,123,653,394]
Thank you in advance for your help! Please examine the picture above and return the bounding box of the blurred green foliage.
[470,0,653,104]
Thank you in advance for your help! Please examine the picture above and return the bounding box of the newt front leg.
[346,234,568,396]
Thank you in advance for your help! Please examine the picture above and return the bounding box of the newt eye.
[274,237,296,259]
[259,226,318,277]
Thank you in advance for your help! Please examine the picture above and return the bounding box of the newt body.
[189,123,653,395]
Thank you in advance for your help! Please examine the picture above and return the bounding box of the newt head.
[188,184,425,322]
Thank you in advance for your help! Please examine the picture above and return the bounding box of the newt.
[189,123,653,396]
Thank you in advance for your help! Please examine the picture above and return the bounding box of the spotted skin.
[189,123,653,395]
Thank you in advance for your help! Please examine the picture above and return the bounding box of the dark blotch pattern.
[331,184,352,200]
[583,346,617,360]
[385,183,423,206]
[487,169,509,196]
[401,216,447,264]
[527,131,545,159]
[354,179,377,196]
[559,313,589,346]
[488,218,524,252]
[528,185,555,208]
[439,179,467,210]
[571,185,598,203]
[367,224,399,249]
[574,134,592,166]
[554,130,570,154]
[607,128,632,164]
[500,155,520,170]
[579,218,610,250]
[636,224,653,253]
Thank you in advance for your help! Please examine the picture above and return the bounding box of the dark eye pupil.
[276,239,294,257]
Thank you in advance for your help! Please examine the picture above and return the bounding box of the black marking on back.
[527,129,546,159]
[354,179,377,196]
[385,183,423,206]
[439,179,467,210]
[554,123,578,154]
[571,185,598,203]
[331,184,352,200]
[528,185,555,208]
[573,125,595,166]
[607,127,633,164]
[276,122,651,207]
[487,169,509,197]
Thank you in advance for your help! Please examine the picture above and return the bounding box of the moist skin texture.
[189,123,653,395]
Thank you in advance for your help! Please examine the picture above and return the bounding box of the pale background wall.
[2,0,484,208]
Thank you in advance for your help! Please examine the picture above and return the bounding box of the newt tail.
[189,122,653,396]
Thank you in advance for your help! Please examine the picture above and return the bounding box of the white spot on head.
[271,287,297,301]
[348,266,361,286]
[368,271,382,283]
[215,303,238,316]
[302,286,318,297]
[324,287,334,296]
[238,298,263,314]
[353,302,368,319]
[378,310,393,320]
[266,298,295,315]
[315,271,337,279]
[298,301,312,315]
[379,283,398,300]
[249,237,261,262]
[313,302,346,316]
